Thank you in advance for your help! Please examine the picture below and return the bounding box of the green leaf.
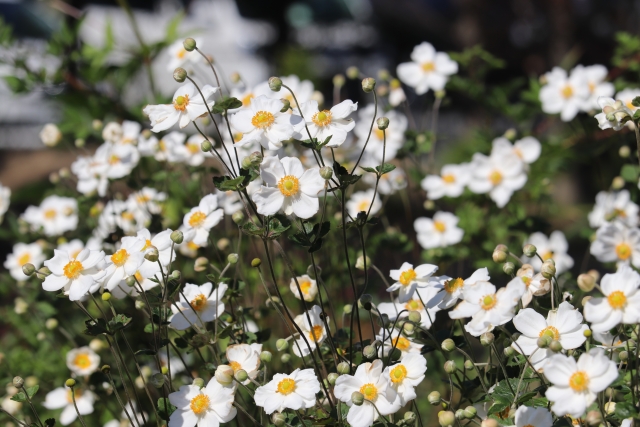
[515,391,537,405]
[632,96,640,107]
[487,394,511,416]
[241,221,264,236]
[157,397,176,421]
[44,418,56,427]
[621,164,639,182]
[25,385,39,398]
[377,163,396,175]
[360,166,377,173]
[84,318,108,336]
[614,401,638,419]
[108,314,132,333]
[213,175,246,191]
[211,97,243,113]
[10,392,26,402]
[144,323,154,333]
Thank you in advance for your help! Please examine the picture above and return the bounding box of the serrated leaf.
[360,166,377,173]
[376,163,396,175]
[84,318,108,336]
[614,401,638,419]
[25,385,39,398]
[241,221,264,236]
[10,392,26,402]
[515,391,537,404]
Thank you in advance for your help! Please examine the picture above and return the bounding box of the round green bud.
[492,249,508,263]
[21,263,36,277]
[464,406,477,418]
[280,353,291,364]
[584,329,592,338]
[170,270,181,281]
[200,139,212,152]
[251,258,262,268]
[503,346,515,357]
[502,261,515,275]
[271,412,287,426]
[144,246,159,262]
[327,372,339,385]
[438,410,455,427]
[150,373,164,388]
[455,409,465,420]
[585,410,602,426]
[241,156,253,169]
[183,38,197,51]
[279,99,291,113]
[404,411,416,423]
[173,67,187,83]
[577,273,596,292]
[480,332,494,346]
[215,365,234,386]
[376,117,389,130]
[351,391,364,406]
[101,365,111,374]
[170,230,184,244]
[227,253,238,264]
[464,359,474,371]
[101,292,111,302]
[549,340,563,352]
[363,345,377,359]
[612,176,625,190]
[320,166,333,180]
[537,335,551,348]
[75,138,85,148]
[522,244,537,258]
[260,351,272,363]
[235,369,248,382]
[619,350,629,361]
[268,77,282,92]
[619,146,631,158]
[12,376,24,388]
[37,266,51,277]
[333,74,346,87]
[161,366,169,375]
[403,322,415,335]
[45,318,58,330]
[343,304,353,315]
[444,360,457,374]
[428,390,441,405]
[346,66,359,79]
[541,260,556,279]
[65,378,76,388]
[135,300,146,310]
[361,77,376,93]
[232,211,244,224]
[441,339,455,352]
[249,151,263,165]
[276,338,289,352]
[192,377,205,388]
[125,276,137,287]
[337,362,350,375]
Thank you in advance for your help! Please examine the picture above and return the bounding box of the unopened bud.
[428,390,441,405]
[279,99,291,112]
[45,318,58,330]
[444,360,457,374]
[150,373,164,388]
[280,353,291,363]
[251,258,261,268]
[480,332,494,346]
[173,68,187,83]
[144,246,159,262]
[619,350,629,361]
[276,338,289,352]
[232,211,244,224]
[260,351,272,363]
[227,253,238,264]
[215,365,234,386]
[522,244,537,258]
[585,410,602,426]
[577,273,595,292]
[36,266,51,279]
[170,270,181,281]
[333,74,345,88]
[192,377,205,388]
[541,260,556,279]
[272,412,287,426]
[408,311,422,324]
[455,409,465,420]
[22,263,36,276]
[363,345,377,359]
[75,138,85,148]
[439,410,455,427]
[201,140,212,152]
[337,362,350,375]
[503,346,515,357]
[464,360,474,371]
[549,340,563,352]
[502,262,515,275]
[402,411,416,423]
[492,248,508,263]
[612,176,625,190]
[170,230,184,244]
[101,364,111,374]
[12,376,24,388]
[161,366,169,375]
[327,372,339,385]
[376,117,389,130]
[101,292,111,302]
[463,406,477,419]
[355,255,370,270]
[241,156,252,169]
[441,339,455,352]
[583,329,592,338]
[230,72,241,84]
[249,151,263,165]
[343,304,353,315]
[362,78,376,93]
[235,369,248,382]
[619,146,631,158]
[537,335,551,348]
[194,257,209,272]
[65,378,76,388]
[183,38,197,51]
[351,391,364,406]
[359,294,372,311]
[346,66,359,79]
[320,166,333,180]
[268,77,282,92]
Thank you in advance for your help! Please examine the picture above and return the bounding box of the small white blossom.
[588,190,639,228]
[377,286,442,330]
[226,343,262,384]
[522,231,574,274]
[296,99,357,147]
[382,353,426,406]
[584,265,640,332]
[66,346,100,376]
[517,264,550,308]
[289,274,318,302]
[144,82,218,132]
[396,42,458,94]
[590,222,640,268]
[103,236,146,291]
[512,406,553,427]
[169,282,226,330]
[43,248,106,300]
[346,189,381,219]
[4,242,45,281]
[182,194,224,246]
[414,211,464,249]
[39,123,62,147]
[166,38,203,72]
[468,150,527,208]
[421,163,471,200]
[22,195,78,236]
[43,387,95,426]
[254,368,320,414]
[580,65,615,111]
[594,97,633,131]
[539,67,589,121]
[386,262,438,302]
[292,305,328,357]
[168,378,236,427]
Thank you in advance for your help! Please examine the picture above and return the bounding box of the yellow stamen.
[277,175,300,196]
[173,95,190,111]
[442,174,455,184]
[308,325,323,341]
[480,294,497,310]
[616,243,632,260]
[539,326,560,340]
[190,394,210,414]
[277,378,296,395]
[389,365,407,383]
[229,361,242,372]
[561,85,573,99]
[251,110,275,129]
[18,253,31,266]
[190,294,208,311]
[569,371,589,392]
[444,277,464,294]
[63,260,83,279]
[421,62,435,72]
[242,94,254,107]
[110,249,129,267]
[405,299,424,311]
[393,336,411,351]
[434,221,446,233]
[542,251,554,261]
[44,209,57,219]
[489,170,503,185]
[359,383,378,401]
[73,353,92,369]
[189,211,207,227]
[608,291,627,309]
[399,269,417,286]
[312,110,332,127]
[300,280,312,294]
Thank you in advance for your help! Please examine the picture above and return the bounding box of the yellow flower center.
[251,110,275,129]
[277,378,296,395]
[308,325,324,341]
[489,170,503,185]
[569,371,589,392]
[277,175,300,196]
[63,260,83,279]
[521,276,531,287]
[173,95,190,111]
[134,271,143,282]
[399,269,417,286]
[561,85,574,99]
[405,299,424,311]
[190,394,210,414]
[136,195,151,203]
[187,242,199,250]
[444,277,464,294]
[18,253,31,266]
[480,294,497,310]
[616,243,632,260]
[73,353,92,369]
[442,174,455,184]
[393,336,411,351]
[359,383,378,401]
[434,221,446,233]
[539,326,560,340]
[177,48,186,59]
[374,128,385,140]
[111,249,129,267]
[627,101,636,110]
[608,290,627,309]
[357,200,370,212]
[390,79,401,89]
[300,280,312,294]
[190,294,208,311]
[312,110,332,127]
[189,211,207,227]
[44,209,57,219]
[142,239,153,251]
[542,251,554,261]
[109,154,120,165]
[421,62,435,72]
[242,94,254,107]
[187,143,200,154]
[121,211,135,221]
[229,361,242,372]
[389,365,407,383]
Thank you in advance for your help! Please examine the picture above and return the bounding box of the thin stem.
[352,91,378,173]
[194,47,221,89]
[69,387,89,427]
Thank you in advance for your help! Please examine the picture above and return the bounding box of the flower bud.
[363,345,377,359]
[327,372,339,385]
[241,156,252,169]
[320,166,333,180]
[444,360,457,374]
[408,311,422,324]
[280,353,291,363]
[333,74,345,88]
[355,255,370,270]
[619,146,631,158]
[173,68,187,83]
[441,339,455,352]
[192,377,205,388]
[537,335,551,348]
[183,38,197,51]
[260,351,272,363]
[12,376,24,388]
[251,258,262,268]
[150,373,164,388]
[268,77,282,92]
[101,291,111,302]
[161,366,169,375]
[400,411,415,423]
[492,248,508,263]
[227,253,238,264]
[170,230,184,244]
[522,244,537,258]
[577,273,595,292]
[585,410,602,426]
[346,66,359,79]
[271,412,287,426]
[337,362,350,375]
[612,176,625,190]
[362,78,376,93]
[135,300,146,310]
[101,364,111,374]
[464,359,474,371]
[276,338,289,352]
[45,318,58,330]
[438,410,455,427]
[541,260,556,279]
[75,138,85,148]
[619,350,629,361]
[235,369,248,382]
[144,246,159,262]
[232,211,244,224]
[200,139,212,152]
[480,332,494,346]
[403,322,415,335]
[279,99,291,113]
[549,340,563,352]
[463,406,477,419]
[343,304,353,314]
[351,391,364,406]
[503,346,514,357]
[194,257,209,272]
[455,409,465,420]
[36,266,51,280]
[481,420,499,427]
[215,365,234,386]
[428,390,441,405]
[376,117,389,130]
[359,294,372,311]
[22,263,36,277]
[502,262,515,275]
[65,378,76,388]
[249,151,263,165]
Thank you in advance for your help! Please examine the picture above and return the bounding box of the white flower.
[43,387,95,426]
[544,348,618,418]
[334,360,401,427]
[0,182,10,221]
[43,248,106,301]
[588,190,639,228]
[522,231,574,274]
[296,99,357,147]
[584,265,640,332]
[386,262,438,302]
[293,305,328,357]
[290,274,318,302]
[492,136,542,165]
[615,88,640,114]
[414,211,464,249]
[539,67,589,121]
[103,236,146,291]
[39,123,62,147]
[388,78,406,107]
[229,95,302,150]
[4,242,45,281]
[22,195,78,236]
[354,105,406,166]
[396,42,458,94]
[346,189,382,219]
[421,163,471,200]
[115,120,141,145]
[590,222,640,267]
[436,268,490,309]
[168,378,236,427]
[181,134,213,166]
[254,368,320,414]
[580,65,615,111]
[377,328,423,357]
[252,156,324,219]
[166,38,202,72]
[169,282,227,330]
[66,346,100,376]
[512,405,553,427]
[127,187,166,217]
[468,151,527,208]
[377,286,442,330]
[363,167,407,195]
[449,277,525,336]
[143,82,218,132]
[100,143,140,179]
[226,343,262,384]
[102,122,123,143]
[516,264,550,308]
[183,194,224,246]
[382,353,426,405]
[57,239,85,260]
[71,154,109,197]
[136,228,175,268]
[512,302,588,371]
[594,97,633,131]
